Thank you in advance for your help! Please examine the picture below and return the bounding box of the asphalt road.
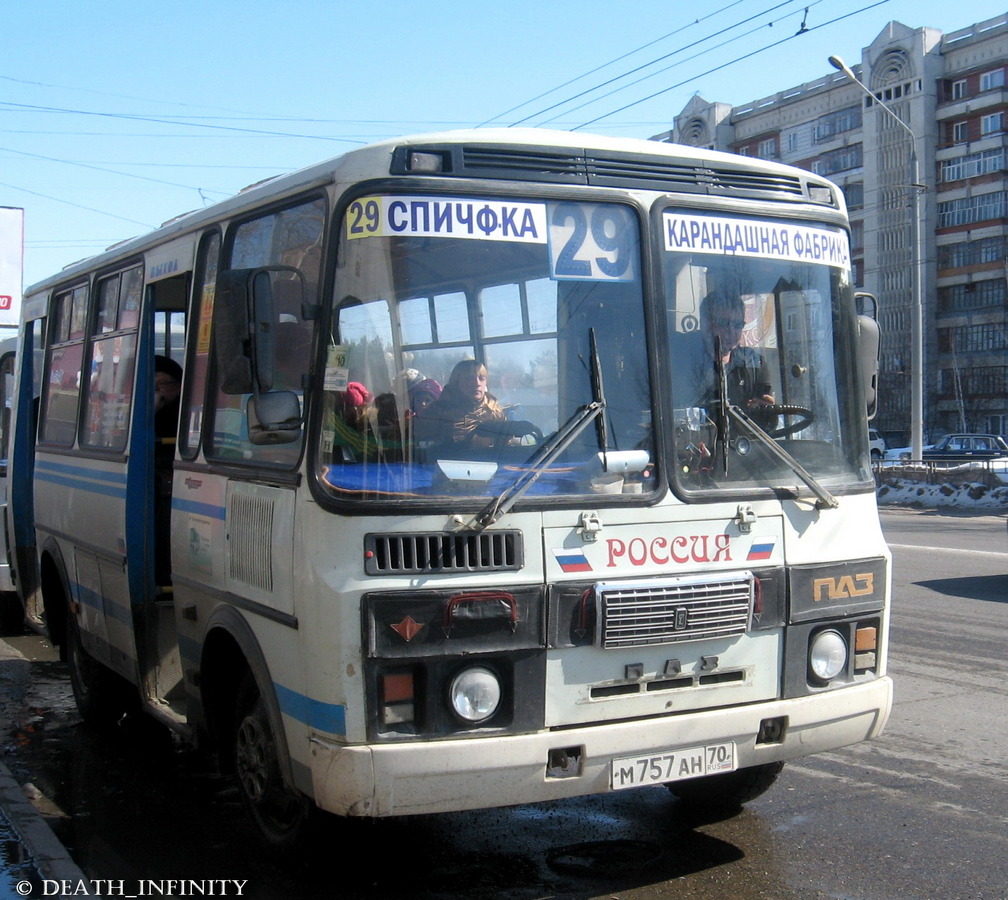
[1,507,1006,900]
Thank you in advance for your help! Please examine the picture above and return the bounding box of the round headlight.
[809,629,848,682]
[449,666,502,723]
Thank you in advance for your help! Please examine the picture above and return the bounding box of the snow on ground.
[875,465,1008,510]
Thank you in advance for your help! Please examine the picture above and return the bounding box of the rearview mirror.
[215,267,305,395]
[247,390,302,445]
[855,292,880,421]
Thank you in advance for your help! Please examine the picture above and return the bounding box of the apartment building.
[653,14,1008,443]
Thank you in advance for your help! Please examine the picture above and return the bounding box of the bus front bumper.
[308,675,892,818]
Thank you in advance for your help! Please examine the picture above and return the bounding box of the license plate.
[610,742,736,789]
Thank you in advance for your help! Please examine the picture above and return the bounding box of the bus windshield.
[662,209,869,494]
[318,194,655,502]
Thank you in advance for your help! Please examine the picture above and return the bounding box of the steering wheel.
[475,419,544,447]
[759,404,814,439]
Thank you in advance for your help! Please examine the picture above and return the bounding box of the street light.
[828,54,924,459]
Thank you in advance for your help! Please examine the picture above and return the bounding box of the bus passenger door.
[128,273,189,720]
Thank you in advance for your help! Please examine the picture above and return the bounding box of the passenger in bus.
[675,290,776,429]
[408,377,442,415]
[153,355,182,585]
[154,355,182,445]
[413,359,505,452]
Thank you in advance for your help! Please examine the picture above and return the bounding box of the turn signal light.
[381,670,415,726]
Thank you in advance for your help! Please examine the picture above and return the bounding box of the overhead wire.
[512,0,811,127]
[479,0,750,127]
[576,0,891,129]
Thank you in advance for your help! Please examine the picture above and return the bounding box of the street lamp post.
[828,55,924,459]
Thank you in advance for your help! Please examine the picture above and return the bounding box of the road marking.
[887,542,1008,559]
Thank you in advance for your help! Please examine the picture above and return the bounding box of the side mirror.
[247,390,302,445]
[215,267,304,395]
[855,291,880,421]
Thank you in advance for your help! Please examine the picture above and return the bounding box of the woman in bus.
[413,359,505,453]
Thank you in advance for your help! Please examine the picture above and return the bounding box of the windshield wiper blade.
[472,400,605,528]
[473,329,609,529]
[590,328,609,462]
[713,335,730,476]
[728,403,839,510]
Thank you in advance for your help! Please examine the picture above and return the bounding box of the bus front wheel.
[234,676,311,853]
[667,761,784,811]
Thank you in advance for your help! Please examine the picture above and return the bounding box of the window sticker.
[663,212,851,269]
[547,201,637,282]
[346,195,547,244]
[324,345,350,392]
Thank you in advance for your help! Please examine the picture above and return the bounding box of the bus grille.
[457,146,807,200]
[597,574,754,649]
[364,531,523,575]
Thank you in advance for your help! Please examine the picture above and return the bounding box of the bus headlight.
[809,629,847,683]
[449,666,501,723]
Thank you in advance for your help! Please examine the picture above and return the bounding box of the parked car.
[921,433,1008,464]
[868,428,886,460]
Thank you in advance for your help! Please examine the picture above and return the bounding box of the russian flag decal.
[553,548,593,573]
[747,538,775,561]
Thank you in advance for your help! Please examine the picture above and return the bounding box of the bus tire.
[666,761,784,811]
[65,609,131,726]
[234,675,311,853]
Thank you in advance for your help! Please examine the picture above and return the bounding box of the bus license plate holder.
[610,742,736,789]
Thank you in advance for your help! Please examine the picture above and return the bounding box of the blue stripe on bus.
[171,497,227,520]
[274,682,347,737]
[34,460,128,499]
[72,580,134,625]
[74,581,105,615]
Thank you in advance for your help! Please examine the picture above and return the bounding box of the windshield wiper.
[713,336,730,476]
[728,403,839,510]
[473,329,608,528]
[471,400,605,528]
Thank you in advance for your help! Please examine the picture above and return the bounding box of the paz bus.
[6,129,890,850]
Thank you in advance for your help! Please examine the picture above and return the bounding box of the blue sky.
[3,0,1006,288]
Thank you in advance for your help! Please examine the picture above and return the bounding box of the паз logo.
[812,573,874,602]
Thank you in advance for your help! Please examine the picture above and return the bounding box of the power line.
[575,0,891,130]
[0,145,233,195]
[0,100,367,143]
[0,179,154,228]
[479,0,750,127]
[532,0,822,128]
[512,0,810,127]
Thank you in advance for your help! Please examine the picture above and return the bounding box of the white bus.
[0,334,23,630]
[6,129,890,850]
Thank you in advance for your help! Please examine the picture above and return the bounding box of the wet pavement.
[0,632,90,899]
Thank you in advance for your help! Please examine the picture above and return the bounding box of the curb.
[0,637,93,888]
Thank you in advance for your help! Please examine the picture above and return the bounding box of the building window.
[850,220,864,252]
[758,138,776,158]
[816,144,863,176]
[941,322,1008,353]
[938,236,1006,269]
[981,112,1004,136]
[951,79,967,100]
[940,148,1006,182]
[937,278,1007,311]
[952,121,969,143]
[938,192,1008,228]
[843,182,864,210]
[786,132,799,153]
[980,69,1005,92]
[814,105,862,143]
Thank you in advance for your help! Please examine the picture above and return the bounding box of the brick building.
[653,14,1008,444]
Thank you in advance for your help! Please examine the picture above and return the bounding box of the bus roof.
[25,127,843,295]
